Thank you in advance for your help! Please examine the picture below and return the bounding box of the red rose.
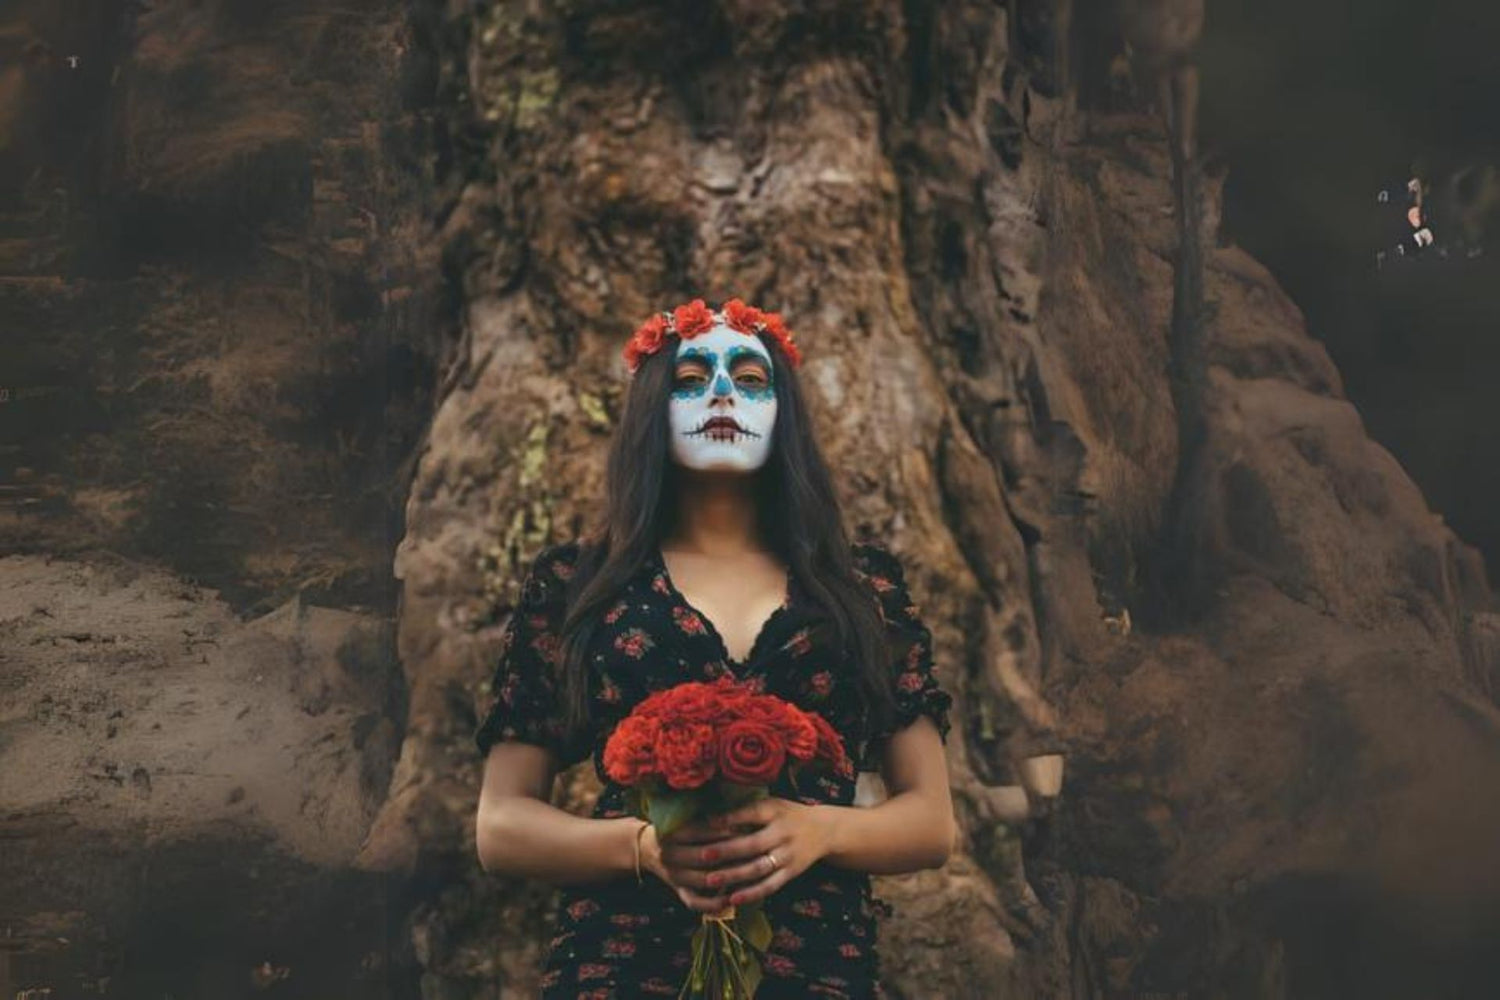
[732,694,815,754]
[759,310,802,367]
[673,298,716,337]
[635,679,733,725]
[664,683,729,725]
[623,313,670,371]
[783,711,818,762]
[656,720,718,789]
[718,720,787,785]
[721,297,764,335]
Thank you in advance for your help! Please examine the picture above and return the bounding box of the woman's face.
[666,322,778,473]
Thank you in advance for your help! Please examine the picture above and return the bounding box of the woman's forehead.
[673,323,771,363]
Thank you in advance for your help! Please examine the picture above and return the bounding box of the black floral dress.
[474,539,953,999]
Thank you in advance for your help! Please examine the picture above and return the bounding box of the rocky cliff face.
[1,0,437,995]
[4,1,1498,998]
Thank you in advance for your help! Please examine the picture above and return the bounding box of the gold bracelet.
[633,820,650,885]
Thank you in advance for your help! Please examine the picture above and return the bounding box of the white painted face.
[667,322,778,472]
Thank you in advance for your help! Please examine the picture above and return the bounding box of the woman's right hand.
[641,822,737,914]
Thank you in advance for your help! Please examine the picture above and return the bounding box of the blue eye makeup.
[671,345,774,401]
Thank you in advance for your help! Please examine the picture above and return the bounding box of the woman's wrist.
[810,802,848,865]
[612,816,645,880]
[634,820,663,882]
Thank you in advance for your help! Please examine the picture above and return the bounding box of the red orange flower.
[655,721,718,789]
[601,674,848,998]
[602,676,850,789]
[721,297,765,334]
[622,313,670,373]
[672,298,717,337]
[621,298,804,373]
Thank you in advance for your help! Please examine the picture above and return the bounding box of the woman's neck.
[661,469,769,556]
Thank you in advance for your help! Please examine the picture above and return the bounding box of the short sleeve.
[852,542,953,761]
[473,541,589,767]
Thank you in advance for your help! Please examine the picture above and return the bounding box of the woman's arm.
[818,715,956,874]
[477,741,738,912]
[476,742,640,884]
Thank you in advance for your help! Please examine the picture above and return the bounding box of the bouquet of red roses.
[603,675,854,999]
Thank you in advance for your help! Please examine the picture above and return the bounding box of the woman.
[474,297,956,998]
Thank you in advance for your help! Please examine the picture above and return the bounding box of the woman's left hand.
[672,797,839,907]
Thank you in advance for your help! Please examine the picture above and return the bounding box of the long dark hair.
[553,324,898,748]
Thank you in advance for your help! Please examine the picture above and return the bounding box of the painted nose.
[712,371,733,396]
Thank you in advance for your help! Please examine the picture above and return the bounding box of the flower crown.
[622,297,803,375]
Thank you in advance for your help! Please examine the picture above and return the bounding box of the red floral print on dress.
[671,605,708,635]
[566,899,599,921]
[613,627,653,659]
[602,937,636,958]
[771,927,804,951]
[576,963,612,981]
[764,954,796,977]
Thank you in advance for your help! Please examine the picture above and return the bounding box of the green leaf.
[741,953,763,997]
[646,789,698,839]
[718,782,768,809]
[741,906,773,953]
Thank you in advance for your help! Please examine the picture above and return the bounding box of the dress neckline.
[651,546,795,669]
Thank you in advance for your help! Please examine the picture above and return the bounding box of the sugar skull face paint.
[667,323,777,473]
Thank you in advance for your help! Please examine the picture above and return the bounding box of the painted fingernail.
[730,892,744,904]
[703,848,719,862]
[707,874,721,887]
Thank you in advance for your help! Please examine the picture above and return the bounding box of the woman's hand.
[661,797,839,908]
[641,821,737,914]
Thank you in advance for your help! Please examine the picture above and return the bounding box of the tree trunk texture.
[4,1,1500,999]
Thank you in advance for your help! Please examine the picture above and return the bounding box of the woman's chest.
[585,568,855,727]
